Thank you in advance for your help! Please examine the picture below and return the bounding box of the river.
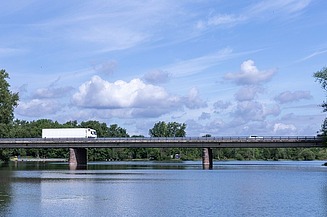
[1,160,327,217]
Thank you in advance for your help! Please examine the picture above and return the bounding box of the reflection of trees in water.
[0,170,12,215]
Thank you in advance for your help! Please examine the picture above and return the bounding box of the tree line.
[1,68,327,162]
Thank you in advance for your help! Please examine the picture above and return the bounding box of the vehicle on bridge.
[42,128,97,138]
[248,135,264,139]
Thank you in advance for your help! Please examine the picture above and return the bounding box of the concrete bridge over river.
[0,136,325,169]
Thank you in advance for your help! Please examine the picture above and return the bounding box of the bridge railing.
[95,136,320,141]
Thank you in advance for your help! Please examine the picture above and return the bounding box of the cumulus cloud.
[34,86,74,99]
[72,75,179,109]
[273,123,297,135]
[232,101,280,122]
[71,76,209,120]
[234,86,263,101]
[199,112,211,120]
[233,101,265,122]
[263,104,281,117]
[16,99,62,117]
[92,60,117,75]
[182,87,207,109]
[143,69,170,84]
[274,90,312,104]
[224,60,276,85]
[213,100,231,110]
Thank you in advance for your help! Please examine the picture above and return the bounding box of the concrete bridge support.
[69,148,87,165]
[202,148,213,169]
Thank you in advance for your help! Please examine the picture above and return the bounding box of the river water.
[1,160,327,217]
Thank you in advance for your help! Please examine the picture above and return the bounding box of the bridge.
[0,136,325,169]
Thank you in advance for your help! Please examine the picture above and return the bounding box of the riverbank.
[10,156,67,162]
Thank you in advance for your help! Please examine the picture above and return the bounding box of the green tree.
[149,121,186,137]
[0,69,19,126]
[314,67,327,136]
[148,121,187,160]
[0,69,19,161]
[80,120,110,137]
[107,124,129,137]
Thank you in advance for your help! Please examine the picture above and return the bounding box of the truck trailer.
[42,128,97,138]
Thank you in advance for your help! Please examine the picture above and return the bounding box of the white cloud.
[208,14,245,26]
[77,26,149,52]
[196,14,246,29]
[233,101,265,122]
[224,60,276,85]
[263,104,281,117]
[72,76,179,109]
[183,87,207,109]
[297,49,327,62]
[232,101,280,123]
[273,123,297,134]
[34,86,74,99]
[71,76,209,120]
[143,69,170,84]
[234,86,263,101]
[196,0,311,32]
[213,100,231,110]
[164,48,235,77]
[274,91,312,104]
[27,1,187,54]
[16,99,62,117]
[248,0,311,15]
[92,60,117,75]
[199,112,211,120]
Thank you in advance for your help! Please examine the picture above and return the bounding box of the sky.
[1,0,327,137]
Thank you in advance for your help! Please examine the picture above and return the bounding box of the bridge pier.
[69,148,87,165]
[202,148,213,169]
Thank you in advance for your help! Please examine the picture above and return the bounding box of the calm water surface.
[1,160,327,217]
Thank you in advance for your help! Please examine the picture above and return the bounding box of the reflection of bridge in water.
[0,136,325,169]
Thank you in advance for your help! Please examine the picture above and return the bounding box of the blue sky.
[1,0,326,136]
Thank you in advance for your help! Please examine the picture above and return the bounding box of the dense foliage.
[149,121,186,137]
[0,69,19,161]
[0,69,19,126]
[314,67,327,136]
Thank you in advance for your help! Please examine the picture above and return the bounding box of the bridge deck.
[0,137,324,148]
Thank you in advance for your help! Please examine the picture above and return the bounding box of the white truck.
[42,128,97,138]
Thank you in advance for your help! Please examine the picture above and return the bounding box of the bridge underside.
[69,148,87,165]
[202,148,213,169]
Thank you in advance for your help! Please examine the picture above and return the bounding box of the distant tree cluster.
[149,121,186,137]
